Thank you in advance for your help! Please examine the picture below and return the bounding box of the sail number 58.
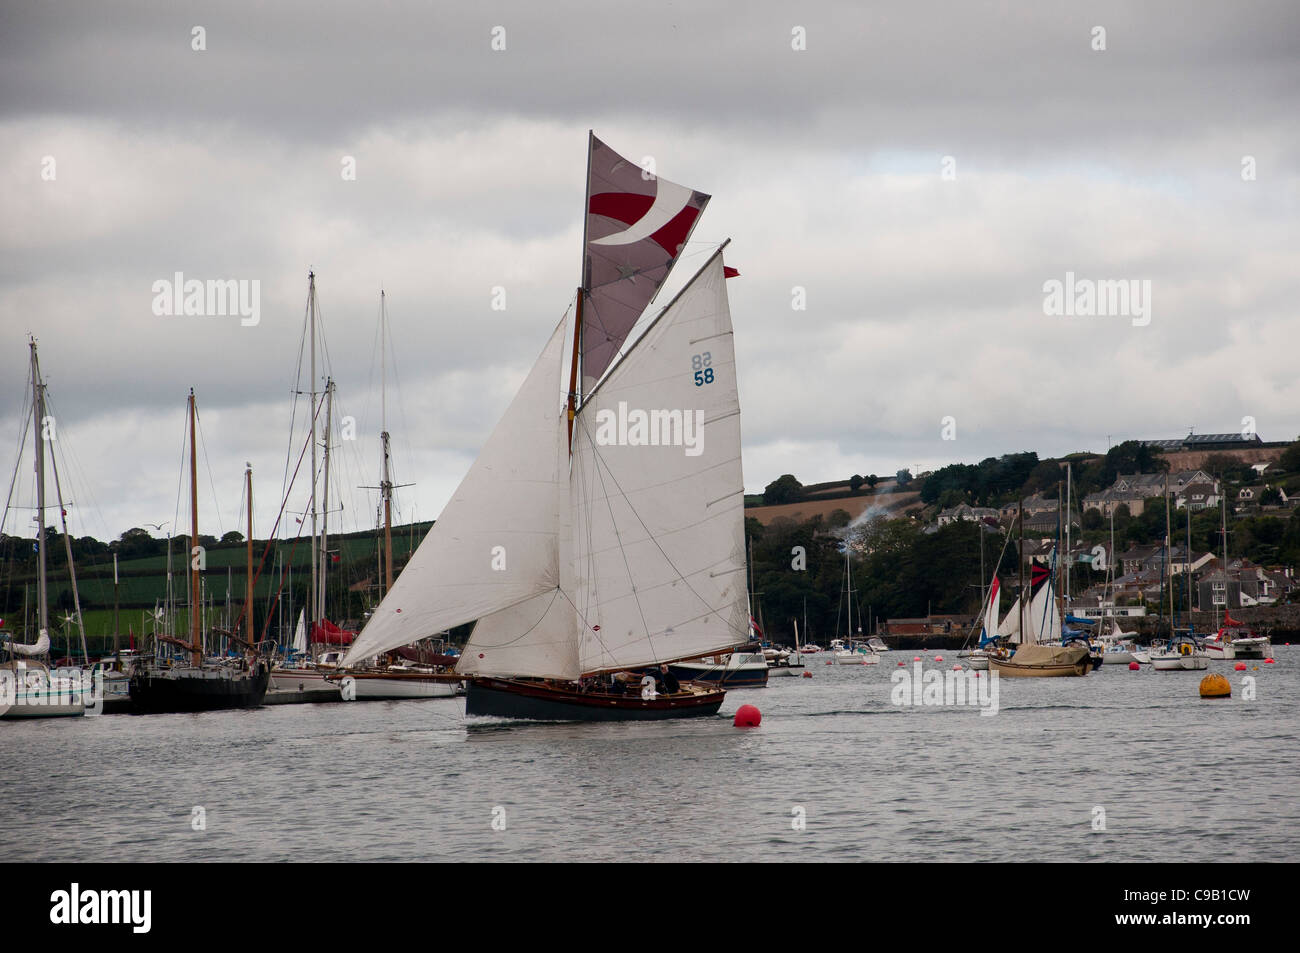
[692,352,714,386]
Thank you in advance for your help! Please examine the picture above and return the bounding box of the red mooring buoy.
[733,704,761,727]
[1235,662,1247,671]
[1264,658,1276,664]
[801,670,812,678]
[1128,661,1140,670]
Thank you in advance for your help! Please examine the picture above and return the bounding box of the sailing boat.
[128,391,271,712]
[325,291,461,700]
[831,547,874,664]
[342,134,750,720]
[1202,494,1270,660]
[1,338,91,719]
[987,504,1090,677]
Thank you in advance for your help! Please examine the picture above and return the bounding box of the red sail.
[311,618,356,646]
[581,134,709,389]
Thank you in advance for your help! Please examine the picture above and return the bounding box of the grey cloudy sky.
[1,0,1297,544]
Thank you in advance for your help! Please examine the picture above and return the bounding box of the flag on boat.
[750,616,763,637]
[581,134,710,391]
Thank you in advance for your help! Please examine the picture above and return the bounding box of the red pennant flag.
[723,266,740,278]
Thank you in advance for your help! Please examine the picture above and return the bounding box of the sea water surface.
[4,649,1296,862]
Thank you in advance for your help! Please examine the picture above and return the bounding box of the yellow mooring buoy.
[1200,673,1231,699]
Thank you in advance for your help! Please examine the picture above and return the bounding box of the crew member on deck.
[658,664,680,694]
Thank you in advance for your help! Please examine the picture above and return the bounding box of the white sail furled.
[997,597,1021,642]
[342,320,569,666]
[291,611,306,654]
[569,252,749,674]
[4,628,51,657]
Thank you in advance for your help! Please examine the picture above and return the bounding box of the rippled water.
[4,650,1296,862]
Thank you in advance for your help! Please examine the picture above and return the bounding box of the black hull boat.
[466,677,725,722]
[129,660,271,714]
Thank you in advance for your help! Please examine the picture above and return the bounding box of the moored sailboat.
[987,506,1089,677]
[342,134,749,720]
[127,392,270,713]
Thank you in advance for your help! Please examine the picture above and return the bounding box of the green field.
[1,521,433,644]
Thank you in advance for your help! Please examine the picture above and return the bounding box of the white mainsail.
[342,320,569,666]
[570,253,748,673]
[342,250,749,680]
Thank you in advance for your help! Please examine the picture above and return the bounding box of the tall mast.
[30,338,48,641]
[318,378,334,625]
[1185,495,1193,619]
[308,271,318,646]
[245,464,254,643]
[113,553,120,661]
[1064,463,1072,604]
[381,291,393,594]
[1164,472,1173,638]
[567,130,594,451]
[1220,491,1230,621]
[1017,499,1024,644]
[189,390,201,667]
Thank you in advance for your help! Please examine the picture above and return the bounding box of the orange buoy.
[1234,662,1247,671]
[1199,673,1231,699]
[733,704,761,727]
[1129,661,1140,670]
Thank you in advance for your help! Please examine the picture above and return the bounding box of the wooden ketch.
[127,391,270,713]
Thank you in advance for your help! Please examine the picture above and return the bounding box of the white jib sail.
[291,611,306,655]
[997,597,1021,642]
[981,578,999,642]
[342,320,569,666]
[1026,576,1061,645]
[569,252,749,673]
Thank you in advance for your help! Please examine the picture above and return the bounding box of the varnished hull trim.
[987,660,1089,677]
[467,678,724,722]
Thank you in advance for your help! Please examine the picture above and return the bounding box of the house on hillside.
[936,503,1000,527]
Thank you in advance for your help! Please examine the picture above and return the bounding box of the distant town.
[741,431,1300,645]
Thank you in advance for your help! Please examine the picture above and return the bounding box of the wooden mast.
[189,390,202,667]
[568,130,593,452]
